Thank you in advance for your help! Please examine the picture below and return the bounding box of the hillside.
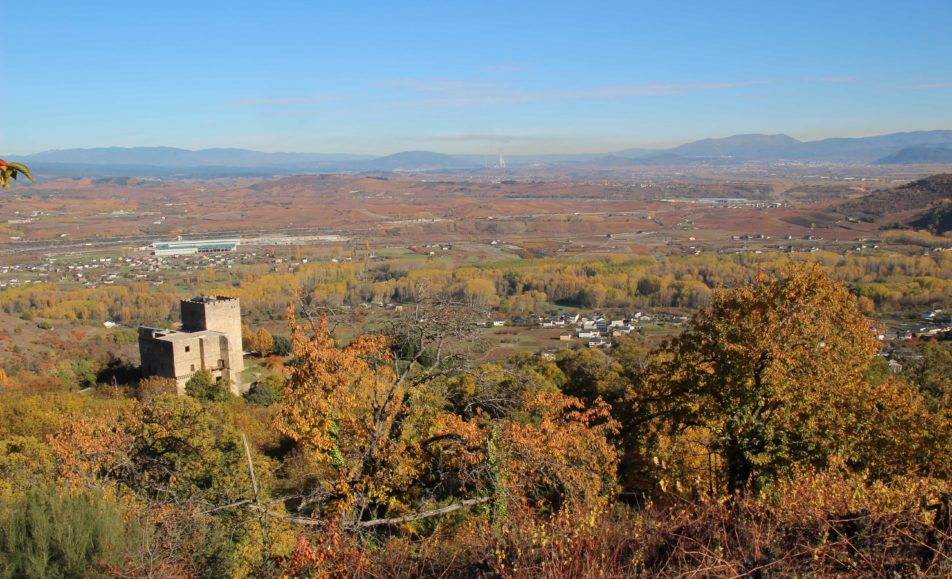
[667,133,801,160]
[837,173,952,233]
[907,203,952,234]
[874,145,952,164]
[579,154,645,167]
[793,130,952,162]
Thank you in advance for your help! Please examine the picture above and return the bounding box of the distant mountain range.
[668,133,802,159]
[20,147,373,167]
[350,150,478,171]
[7,130,952,178]
[607,131,952,164]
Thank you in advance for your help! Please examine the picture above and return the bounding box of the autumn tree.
[45,394,272,574]
[461,277,499,307]
[556,347,629,410]
[241,323,254,350]
[904,341,952,417]
[434,363,620,516]
[49,395,255,503]
[276,292,490,526]
[0,436,55,498]
[276,308,408,525]
[258,327,275,356]
[136,375,178,401]
[276,295,619,531]
[578,283,608,308]
[633,266,882,495]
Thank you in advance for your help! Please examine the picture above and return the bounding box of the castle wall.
[168,334,228,393]
[138,328,176,380]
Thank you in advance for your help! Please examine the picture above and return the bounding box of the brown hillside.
[837,173,952,219]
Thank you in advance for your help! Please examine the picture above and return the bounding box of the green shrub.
[272,335,292,357]
[244,376,283,406]
[0,488,140,578]
[185,369,231,402]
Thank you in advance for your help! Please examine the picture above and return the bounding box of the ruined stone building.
[139,296,246,394]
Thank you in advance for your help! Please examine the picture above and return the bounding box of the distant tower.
[139,296,247,395]
[179,296,245,390]
[497,150,507,169]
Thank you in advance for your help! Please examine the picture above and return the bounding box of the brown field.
[0,168,912,262]
[0,166,947,380]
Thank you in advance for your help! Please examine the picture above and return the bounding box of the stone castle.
[139,296,246,394]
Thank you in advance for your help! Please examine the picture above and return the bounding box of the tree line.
[1,250,950,329]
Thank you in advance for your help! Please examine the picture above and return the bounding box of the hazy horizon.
[8,127,952,159]
[4,1,951,155]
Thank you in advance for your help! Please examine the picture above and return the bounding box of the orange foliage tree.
[276,299,619,530]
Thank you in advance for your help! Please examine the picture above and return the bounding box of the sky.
[3,0,952,155]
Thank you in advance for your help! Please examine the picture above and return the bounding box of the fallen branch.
[209,495,490,529]
[354,497,490,528]
[247,505,324,526]
[202,499,251,515]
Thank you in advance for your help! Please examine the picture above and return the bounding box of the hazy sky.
[4,0,951,155]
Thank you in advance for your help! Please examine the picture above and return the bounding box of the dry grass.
[287,472,951,577]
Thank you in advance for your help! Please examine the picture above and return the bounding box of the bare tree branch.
[352,497,490,528]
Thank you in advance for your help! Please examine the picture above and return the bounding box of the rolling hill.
[837,173,952,234]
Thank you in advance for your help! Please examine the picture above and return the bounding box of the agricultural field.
[0,168,949,385]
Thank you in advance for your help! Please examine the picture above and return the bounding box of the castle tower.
[180,296,245,392]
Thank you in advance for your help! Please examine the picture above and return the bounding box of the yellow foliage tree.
[635,265,883,494]
[254,327,274,357]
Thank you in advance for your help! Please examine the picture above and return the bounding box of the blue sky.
[3,1,952,155]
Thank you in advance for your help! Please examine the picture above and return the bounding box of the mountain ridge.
[9,130,952,177]
[874,145,952,165]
